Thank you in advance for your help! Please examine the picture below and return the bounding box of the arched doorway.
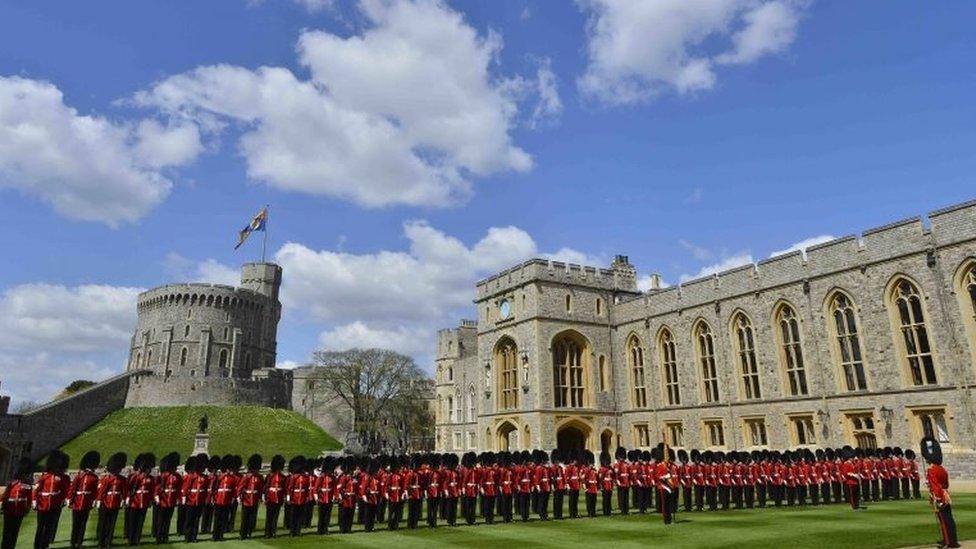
[600,430,613,455]
[497,421,519,451]
[556,419,592,453]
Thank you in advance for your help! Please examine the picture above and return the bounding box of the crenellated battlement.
[476,256,640,301]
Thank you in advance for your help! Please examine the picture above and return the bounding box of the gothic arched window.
[774,303,808,396]
[826,291,868,391]
[694,321,720,403]
[731,312,762,400]
[627,335,647,408]
[659,328,680,406]
[495,338,519,410]
[889,278,937,386]
[553,332,588,408]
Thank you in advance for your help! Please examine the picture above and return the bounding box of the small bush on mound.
[59,406,340,462]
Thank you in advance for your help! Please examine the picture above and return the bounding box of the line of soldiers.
[0,443,925,548]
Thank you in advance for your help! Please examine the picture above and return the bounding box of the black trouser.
[377,500,386,524]
[153,506,174,543]
[601,491,612,516]
[239,505,258,540]
[820,482,830,504]
[860,480,870,502]
[870,479,879,501]
[732,486,743,509]
[744,486,755,508]
[387,501,403,530]
[846,484,860,510]
[264,503,281,538]
[568,490,580,518]
[176,506,186,536]
[616,487,629,515]
[659,489,674,524]
[707,486,718,510]
[2,514,23,549]
[694,486,704,510]
[586,493,597,517]
[445,497,458,526]
[682,486,693,512]
[201,505,214,534]
[462,496,476,525]
[303,501,312,529]
[96,508,120,548]
[338,506,354,533]
[183,506,202,543]
[832,482,842,503]
[758,484,767,507]
[537,491,550,520]
[126,507,149,545]
[936,504,958,547]
[480,494,495,524]
[407,498,422,528]
[70,509,91,548]
[426,496,440,527]
[316,502,333,534]
[901,478,911,499]
[363,503,376,533]
[518,493,531,521]
[912,479,921,499]
[287,504,304,536]
[637,486,648,513]
[212,505,231,541]
[771,485,782,507]
[552,490,564,519]
[499,494,512,522]
[35,509,61,549]
[719,485,730,509]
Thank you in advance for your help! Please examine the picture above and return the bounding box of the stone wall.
[125,370,291,408]
[435,198,976,478]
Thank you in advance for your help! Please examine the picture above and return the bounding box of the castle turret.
[241,262,282,301]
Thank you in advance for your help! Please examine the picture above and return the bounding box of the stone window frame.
[598,355,608,392]
[729,310,763,401]
[447,395,455,423]
[823,289,871,393]
[771,300,809,397]
[633,423,651,448]
[693,319,720,404]
[741,416,768,448]
[843,410,879,449]
[657,326,681,406]
[953,259,976,373]
[702,418,726,449]
[626,333,647,409]
[786,412,817,447]
[495,337,519,410]
[596,297,604,317]
[552,330,591,409]
[467,385,476,423]
[179,346,188,367]
[885,275,939,388]
[664,421,684,448]
[906,406,952,446]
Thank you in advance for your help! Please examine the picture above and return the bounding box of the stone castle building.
[434,199,976,475]
[124,262,292,408]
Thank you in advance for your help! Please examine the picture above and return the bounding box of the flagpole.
[262,204,269,263]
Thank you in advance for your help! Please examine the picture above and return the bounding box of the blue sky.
[0,0,974,404]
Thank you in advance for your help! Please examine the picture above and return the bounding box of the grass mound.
[59,405,340,461]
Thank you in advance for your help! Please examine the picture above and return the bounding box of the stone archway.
[555,418,592,453]
[600,430,613,455]
[497,421,519,451]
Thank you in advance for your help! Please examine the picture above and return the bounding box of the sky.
[0,0,974,405]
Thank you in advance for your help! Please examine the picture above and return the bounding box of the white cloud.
[0,76,201,226]
[541,248,604,266]
[769,234,834,259]
[636,273,669,292]
[318,321,432,357]
[678,239,713,261]
[679,252,753,283]
[275,360,303,370]
[577,0,808,104]
[528,58,562,128]
[0,283,142,404]
[163,253,240,286]
[137,0,541,208]
[292,0,333,12]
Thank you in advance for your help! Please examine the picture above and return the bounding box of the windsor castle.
[433,199,976,476]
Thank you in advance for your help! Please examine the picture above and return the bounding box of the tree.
[309,348,432,454]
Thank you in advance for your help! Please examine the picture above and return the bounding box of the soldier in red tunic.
[126,453,156,545]
[285,456,309,536]
[566,450,581,519]
[153,452,182,544]
[211,455,239,541]
[549,450,566,520]
[480,453,498,524]
[33,450,70,549]
[385,456,406,530]
[335,457,357,534]
[262,455,286,538]
[199,455,220,535]
[514,451,532,521]
[67,451,100,549]
[1,458,33,549]
[906,449,922,499]
[611,447,630,515]
[581,450,598,518]
[920,437,959,548]
[653,444,676,525]
[406,454,423,529]
[181,455,210,543]
[95,453,128,549]
[839,446,862,510]
[442,453,460,526]
[236,454,263,539]
[311,456,334,535]
[494,452,511,523]
[424,454,442,527]
[598,451,614,516]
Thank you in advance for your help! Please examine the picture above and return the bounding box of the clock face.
[499,299,511,319]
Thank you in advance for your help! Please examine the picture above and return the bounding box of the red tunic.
[406,469,422,500]
[212,473,238,507]
[313,473,333,505]
[129,473,156,510]
[263,472,286,505]
[33,472,69,512]
[237,473,264,507]
[386,471,404,503]
[841,460,860,486]
[533,464,551,493]
[926,464,950,505]
[583,466,599,494]
[67,471,99,511]
[655,462,674,492]
[599,466,614,491]
[338,474,357,508]
[1,480,32,518]
[480,466,498,497]
[552,464,567,491]
[155,472,182,509]
[286,472,310,505]
[566,464,580,491]
[613,461,631,488]
[461,467,479,498]
[183,472,210,507]
[96,474,128,510]
[425,469,441,498]
[442,469,461,498]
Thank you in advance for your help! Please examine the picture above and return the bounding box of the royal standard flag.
[235,207,267,249]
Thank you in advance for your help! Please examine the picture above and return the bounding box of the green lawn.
[7,495,971,549]
[58,406,341,462]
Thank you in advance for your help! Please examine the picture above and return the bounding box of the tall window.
[218,349,228,372]
[789,415,816,445]
[628,336,647,408]
[828,292,868,391]
[447,396,455,423]
[775,303,808,396]
[496,338,519,410]
[744,418,768,447]
[454,391,463,423]
[179,347,188,367]
[596,298,603,316]
[598,355,608,392]
[665,422,684,447]
[634,424,651,448]
[659,328,681,406]
[890,278,937,386]
[732,313,762,399]
[956,263,976,369]
[553,332,587,408]
[912,408,950,444]
[695,321,720,403]
[467,386,476,422]
[847,412,878,449]
[704,420,725,448]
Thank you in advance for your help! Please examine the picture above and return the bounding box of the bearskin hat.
[920,437,942,465]
[142,453,157,473]
[161,452,180,473]
[599,451,611,467]
[15,457,33,480]
[615,446,627,461]
[107,452,127,474]
[677,449,689,463]
[80,450,101,471]
[269,454,284,473]
[905,449,916,460]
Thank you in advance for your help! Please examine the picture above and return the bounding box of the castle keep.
[124,262,292,408]
[434,199,976,476]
